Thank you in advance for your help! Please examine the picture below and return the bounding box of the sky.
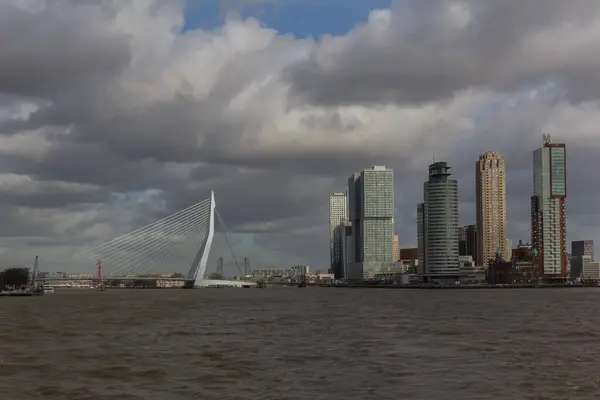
[182,0,393,37]
[1,0,600,276]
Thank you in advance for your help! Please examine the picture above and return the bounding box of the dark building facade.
[486,253,516,285]
[572,240,594,260]
[512,243,536,282]
[570,240,595,279]
[458,225,478,262]
[400,247,419,260]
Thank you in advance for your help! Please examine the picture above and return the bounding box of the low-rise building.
[582,256,600,280]
[486,253,516,285]
[347,261,399,283]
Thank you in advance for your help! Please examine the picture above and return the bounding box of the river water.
[1,288,599,399]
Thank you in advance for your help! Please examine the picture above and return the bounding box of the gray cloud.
[0,0,599,274]
[0,1,131,98]
[285,0,600,106]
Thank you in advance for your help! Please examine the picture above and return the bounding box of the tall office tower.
[329,192,348,274]
[423,162,459,279]
[476,152,507,266]
[531,135,567,277]
[393,235,400,261]
[570,240,594,279]
[417,203,426,273]
[347,166,395,263]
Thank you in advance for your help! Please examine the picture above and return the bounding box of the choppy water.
[1,288,600,399]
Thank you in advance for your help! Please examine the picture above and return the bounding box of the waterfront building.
[329,191,348,275]
[347,166,394,281]
[486,250,516,285]
[347,166,394,263]
[581,256,600,280]
[476,152,507,267]
[531,135,567,277]
[570,240,594,279]
[421,162,460,281]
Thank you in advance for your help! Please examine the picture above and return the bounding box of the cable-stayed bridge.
[69,191,255,288]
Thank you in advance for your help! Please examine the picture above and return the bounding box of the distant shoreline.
[327,284,598,289]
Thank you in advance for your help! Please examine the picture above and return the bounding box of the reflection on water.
[1,288,600,399]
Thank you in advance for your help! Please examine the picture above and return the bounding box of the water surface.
[1,288,599,399]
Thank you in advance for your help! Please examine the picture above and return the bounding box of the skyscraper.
[531,135,567,277]
[422,162,459,280]
[476,152,507,266]
[393,235,399,261]
[347,166,394,263]
[329,192,348,274]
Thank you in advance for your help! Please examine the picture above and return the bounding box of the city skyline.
[332,137,583,276]
[1,1,600,273]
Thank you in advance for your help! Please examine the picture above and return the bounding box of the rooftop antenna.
[543,133,551,145]
[432,151,436,163]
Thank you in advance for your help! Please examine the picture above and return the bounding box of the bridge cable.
[215,209,244,276]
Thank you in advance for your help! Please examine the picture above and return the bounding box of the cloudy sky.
[1,0,599,275]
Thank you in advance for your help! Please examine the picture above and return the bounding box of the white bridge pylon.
[79,191,255,288]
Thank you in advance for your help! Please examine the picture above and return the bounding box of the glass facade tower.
[348,166,394,263]
[423,162,459,278]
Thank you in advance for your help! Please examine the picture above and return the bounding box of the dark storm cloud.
[285,0,600,106]
[0,1,131,98]
[0,184,108,209]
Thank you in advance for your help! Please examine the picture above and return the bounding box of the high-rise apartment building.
[329,192,348,274]
[422,162,459,279]
[347,166,395,263]
[531,135,567,277]
[393,235,400,261]
[476,152,507,266]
